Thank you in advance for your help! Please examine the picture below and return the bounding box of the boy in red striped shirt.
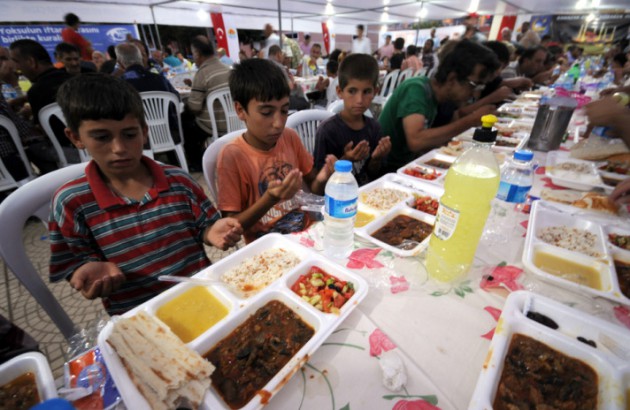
[49,73,242,315]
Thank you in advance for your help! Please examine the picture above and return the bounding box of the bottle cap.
[514,150,534,161]
[334,160,352,173]
[480,114,498,129]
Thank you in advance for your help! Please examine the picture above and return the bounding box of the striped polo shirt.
[49,157,219,315]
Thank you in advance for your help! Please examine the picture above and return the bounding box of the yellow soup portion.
[156,286,229,343]
[533,251,603,290]
[355,211,375,228]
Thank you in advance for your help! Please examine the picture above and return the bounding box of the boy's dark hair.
[326,60,339,76]
[106,44,116,59]
[191,37,214,56]
[268,45,282,58]
[613,52,628,67]
[305,34,311,40]
[357,24,365,31]
[519,45,547,64]
[57,73,146,133]
[434,39,500,85]
[338,53,379,89]
[64,13,80,26]
[10,39,52,64]
[483,40,510,66]
[406,45,417,57]
[541,34,552,42]
[394,37,405,51]
[229,59,290,110]
[55,42,79,57]
[329,48,342,62]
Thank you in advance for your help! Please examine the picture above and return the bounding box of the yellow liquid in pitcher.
[425,162,499,282]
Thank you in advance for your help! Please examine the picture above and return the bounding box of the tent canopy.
[4,0,629,34]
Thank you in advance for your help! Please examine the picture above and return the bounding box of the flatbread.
[570,136,630,161]
[107,311,214,410]
[541,189,619,215]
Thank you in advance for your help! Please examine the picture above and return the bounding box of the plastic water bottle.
[496,150,534,204]
[324,160,358,259]
[1,83,18,100]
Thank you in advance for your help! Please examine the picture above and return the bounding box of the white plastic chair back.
[0,115,35,191]
[395,68,414,88]
[378,69,399,98]
[201,129,244,206]
[285,109,334,155]
[38,103,90,167]
[205,87,245,145]
[326,100,373,118]
[0,163,87,340]
[139,91,188,172]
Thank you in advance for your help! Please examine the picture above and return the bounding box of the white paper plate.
[469,290,630,410]
[0,351,58,405]
[98,233,369,410]
[522,201,630,305]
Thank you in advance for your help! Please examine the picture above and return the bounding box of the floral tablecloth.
[265,148,630,410]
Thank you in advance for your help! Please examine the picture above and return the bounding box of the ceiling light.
[467,0,479,13]
[384,6,389,11]
[575,0,587,9]
[380,11,389,22]
[383,0,389,4]
[325,2,335,15]
[418,8,428,18]
[586,12,596,22]
[592,0,600,6]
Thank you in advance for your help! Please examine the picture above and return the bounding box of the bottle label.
[325,196,357,219]
[433,202,459,241]
[496,182,531,203]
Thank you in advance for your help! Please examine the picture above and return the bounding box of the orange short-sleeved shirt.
[217,128,314,243]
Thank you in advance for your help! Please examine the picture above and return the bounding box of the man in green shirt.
[379,40,500,172]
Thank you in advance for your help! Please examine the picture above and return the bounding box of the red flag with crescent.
[211,13,229,56]
[322,22,330,54]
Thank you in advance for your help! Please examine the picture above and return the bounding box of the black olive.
[576,336,597,348]
[526,311,559,330]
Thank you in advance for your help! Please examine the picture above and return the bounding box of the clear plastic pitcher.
[527,97,578,152]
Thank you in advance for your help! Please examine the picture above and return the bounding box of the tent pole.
[150,5,163,50]
[278,0,283,48]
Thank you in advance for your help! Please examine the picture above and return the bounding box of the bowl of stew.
[0,352,57,409]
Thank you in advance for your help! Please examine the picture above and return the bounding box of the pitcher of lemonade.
[425,115,501,282]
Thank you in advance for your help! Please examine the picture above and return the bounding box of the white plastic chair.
[395,68,414,88]
[205,87,245,145]
[326,100,373,118]
[285,109,334,155]
[0,115,36,192]
[201,129,244,206]
[38,103,90,167]
[139,91,188,172]
[0,163,87,340]
[378,69,399,98]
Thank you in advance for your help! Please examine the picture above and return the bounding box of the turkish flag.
[322,22,330,54]
[211,13,229,56]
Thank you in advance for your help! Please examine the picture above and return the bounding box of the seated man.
[267,45,309,111]
[49,73,242,315]
[298,43,324,77]
[501,46,549,83]
[379,40,500,173]
[184,37,230,169]
[215,59,336,243]
[55,42,96,75]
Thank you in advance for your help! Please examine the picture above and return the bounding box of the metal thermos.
[527,97,577,152]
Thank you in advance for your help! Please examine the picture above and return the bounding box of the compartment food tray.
[470,290,630,409]
[545,150,611,192]
[98,233,369,410]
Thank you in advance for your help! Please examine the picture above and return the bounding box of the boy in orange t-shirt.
[216,59,336,243]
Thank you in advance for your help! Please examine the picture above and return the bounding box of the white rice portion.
[221,248,300,296]
[360,188,409,210]
[538,226,602,258]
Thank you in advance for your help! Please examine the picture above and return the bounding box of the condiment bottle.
[425,115,501,282]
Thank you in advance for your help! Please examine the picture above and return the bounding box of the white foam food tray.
[358,173,424,215]
[522,201,630,305]
[546,150,611,192]
[469,290,630,410]
[453,128,529,154]
[98,233,369,410]
[355,205,435,257]
[0,351,58,404]
[396,149,450,185]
